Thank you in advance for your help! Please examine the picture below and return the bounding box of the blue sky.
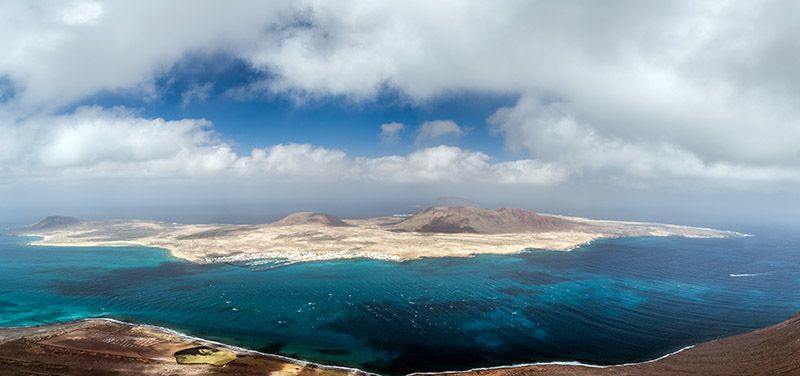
[1,1,798,228]
[69,53,517,159]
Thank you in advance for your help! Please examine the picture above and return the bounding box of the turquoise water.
[1,232,799,374]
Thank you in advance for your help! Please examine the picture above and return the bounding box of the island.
[7,207,786,376]
[24,206,736,265]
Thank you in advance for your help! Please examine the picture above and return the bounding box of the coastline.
[408,345,697,375]
[3,312,799,375]
[94,318,378,375]
[7,212,768,374]
[20,208,739,266]
[26,228,603,265]
[2,229,794,375]
[25,220,737,266]
[0,317,373,376]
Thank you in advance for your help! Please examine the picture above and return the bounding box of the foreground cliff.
[0,319,366,376]
[2,313,799,375]
[421,313,800,376]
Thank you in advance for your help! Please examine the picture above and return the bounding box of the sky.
[1,1,798,229]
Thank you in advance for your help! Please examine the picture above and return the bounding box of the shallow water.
[1,232,799,374]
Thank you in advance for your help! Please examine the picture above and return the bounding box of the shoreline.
[0,317,374,376]
[3,231,796,375]
[24,233,593,265]
[19,208,738,265]
[94,318,378,375]
[407,345,697,375]
[25,230,737,266]
[0,316,730,375]
[5,311,800,375]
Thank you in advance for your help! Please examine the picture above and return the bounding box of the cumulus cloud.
[38,107,213,168]
[357,146,565,185]
[379,122,404,143]
[0,0,798,197]
[5,101,790,193]
[59,1,104,26]
[415,120,464,144]
[1,106,237,179]
[243,1,800,178]
[3,2,796,168]
[489,96,800,185]
[0,107,561,186]
[232,144,564,185]
[0,0,297,112]
[235,143,351,179]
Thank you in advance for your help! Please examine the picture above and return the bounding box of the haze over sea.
[2,229,799,375]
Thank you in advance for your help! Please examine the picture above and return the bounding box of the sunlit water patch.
[1,232,799,374]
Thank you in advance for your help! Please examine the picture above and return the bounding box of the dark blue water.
[1,232,799,374]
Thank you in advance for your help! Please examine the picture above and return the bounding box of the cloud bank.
[489,97,800,186]
[1,1,796,186]
[0,1,798,225]
[1,107,563,186]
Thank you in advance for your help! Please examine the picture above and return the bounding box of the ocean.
[1,231,799,374]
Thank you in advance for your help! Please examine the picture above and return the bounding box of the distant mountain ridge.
[271,212,352,227]
[387,206,577,234]
[30,216,81,230]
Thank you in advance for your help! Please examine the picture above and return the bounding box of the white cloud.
[59,1,104,26]
[489,159,568,185]
[0,1,798,193]
[489,96,800,186]
[358,145,565,185]
[243,1,800,174]
[379,122,404,143]
[0,106,237,180]
[181,82,214,108]
[5,101,788,191]
[36,107,215,168]
[0,0,298,112]
[235,143,351,179]
[230,143,564,185]
[0,106,560,186]
[415,120,464,144]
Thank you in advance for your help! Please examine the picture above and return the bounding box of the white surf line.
[407,345,696,375]
[1,318,738,376]
[730,272,770,277]
[6,317,698,375]
[94,318,377,375]
[564,237,598,252]
[3,318,376,376]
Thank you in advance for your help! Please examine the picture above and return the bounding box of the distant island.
[24,206,737,265]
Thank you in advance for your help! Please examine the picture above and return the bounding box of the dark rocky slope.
[387,207,576,234]
[271,212,352,227]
